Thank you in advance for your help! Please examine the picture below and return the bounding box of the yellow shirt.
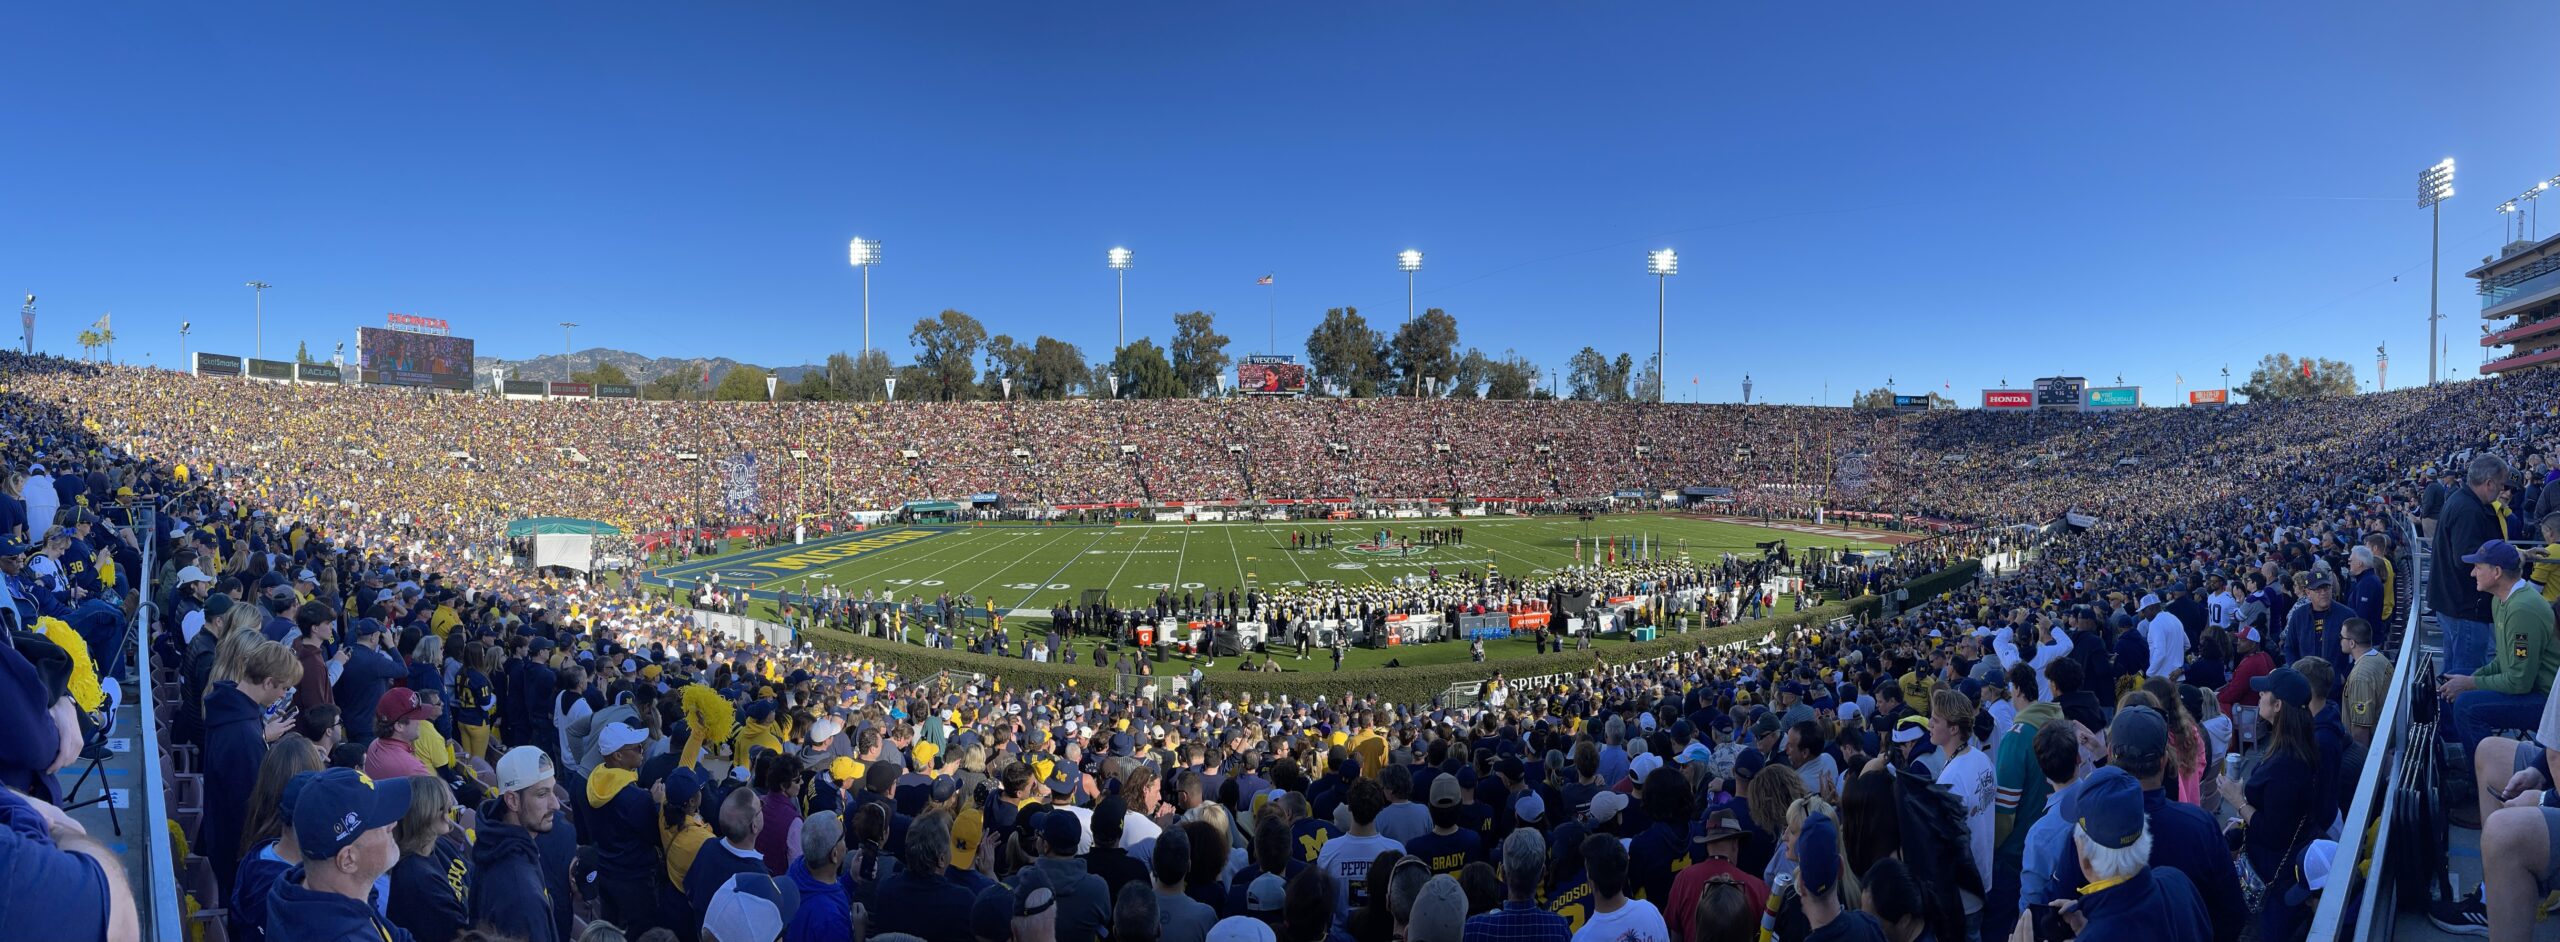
[660,815,715,891]
[1347,730,1387,779]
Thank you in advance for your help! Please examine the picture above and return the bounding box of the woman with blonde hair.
[203,640,302,900]
[1744,760,1811,886]
[386,775,472,942]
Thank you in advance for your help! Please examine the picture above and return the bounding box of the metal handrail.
[2307,514,2424,942]
[133,507,181,941]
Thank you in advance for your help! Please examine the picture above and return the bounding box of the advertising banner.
[358,326,475,390]
[1507,611,1553,630]
[195,352,243,377]
[501,379,548,397]
[550,381,594,398]
[246,358,295,381]
[1892,394,1931,411]
[296,363,343,384]
[2083,386,2140,411]
[1982,389,2034,409]
[596,383,639,399]
[2188,388,2229,406]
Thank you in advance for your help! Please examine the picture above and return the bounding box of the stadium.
[8,8,2560,942]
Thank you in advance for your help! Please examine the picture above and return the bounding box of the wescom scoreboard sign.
[2082,386,2140,411]
[1981,389,2034,410]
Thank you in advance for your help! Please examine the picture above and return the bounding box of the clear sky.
[4,2,2554,404]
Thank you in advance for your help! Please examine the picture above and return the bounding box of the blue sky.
[3,2,2554,404]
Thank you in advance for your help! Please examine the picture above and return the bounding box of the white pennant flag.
[1001,377,1012,399]
[765,375,777,400]
[884,377,898,400]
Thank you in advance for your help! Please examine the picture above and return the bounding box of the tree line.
[600,307,1658,402]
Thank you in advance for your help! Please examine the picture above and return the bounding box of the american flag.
[1256,275,1273,286]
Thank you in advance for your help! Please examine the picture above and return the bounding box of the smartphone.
[2029,902,2076,942]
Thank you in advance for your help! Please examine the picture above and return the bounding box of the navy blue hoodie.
[265,865,417,942]
[202,681,272,894]
[469,802,559,942]
[385,831,471,942]
[334,644,406,745]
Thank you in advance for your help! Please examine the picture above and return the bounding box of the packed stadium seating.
[8,352,2560,942]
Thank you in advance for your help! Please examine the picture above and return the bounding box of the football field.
[643,513,1893,617]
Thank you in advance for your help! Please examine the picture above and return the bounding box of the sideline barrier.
[689,609,797,648]
[2305,515,2424,942]
[136,507,181,941]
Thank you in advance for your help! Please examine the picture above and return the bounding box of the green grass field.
[638,514,1897,672]
[645,513,1883,614]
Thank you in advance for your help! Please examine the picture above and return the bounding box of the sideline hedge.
[799,560,1984,705]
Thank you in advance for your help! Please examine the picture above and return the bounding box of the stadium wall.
[797,560,1982,704]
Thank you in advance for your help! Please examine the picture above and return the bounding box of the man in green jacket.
[2442,540,2560,757]
[1991,663,2064,942]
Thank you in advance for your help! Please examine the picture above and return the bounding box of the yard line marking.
[1222,521,1252,588]
[1011,527,1121,610]
[1171,526,1194,594]
[1260,525,1318,585]
[1100,528,1149,600]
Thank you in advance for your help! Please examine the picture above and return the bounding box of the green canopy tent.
[901,500,961,523]
[505,517,623,572]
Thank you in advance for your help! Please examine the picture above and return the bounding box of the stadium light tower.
[245,281,272,359]
[2418,158,2454,385]
[1108,247,1134,351]
[1397,249,1423,323]
[179,321,191,366]
[560,322,579,372]
[849,237,882,356]
[1647,249,1677,403]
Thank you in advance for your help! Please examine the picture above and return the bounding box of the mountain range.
[470,347,817,387]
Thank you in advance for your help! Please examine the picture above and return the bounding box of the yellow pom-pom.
[681,684,735,751]
[35,617,103,713]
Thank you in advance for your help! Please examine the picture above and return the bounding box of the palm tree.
[74,329,99,362]
[99,327,115,364]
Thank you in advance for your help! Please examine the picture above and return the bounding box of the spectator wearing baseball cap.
[473,746,562,942]
[331,617,406,748]
[2216,616,2276,718]
[2442,538,2560,761]
[1788,813,1879,942]
[361,687,440,781]
[2222,667,2325,942]
[587,721,667,934]
[2030,706,2244,941]
[2065,767,2213,942]
[262,768,414,942]
[1029,808,1114,942]
[1405,774,1481,877]
[2282,568,2354,696]
[704,869,801,942]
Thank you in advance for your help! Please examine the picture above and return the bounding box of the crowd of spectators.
[2,353,2559,942]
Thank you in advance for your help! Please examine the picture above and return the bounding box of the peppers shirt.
[1935,743,1996,909]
